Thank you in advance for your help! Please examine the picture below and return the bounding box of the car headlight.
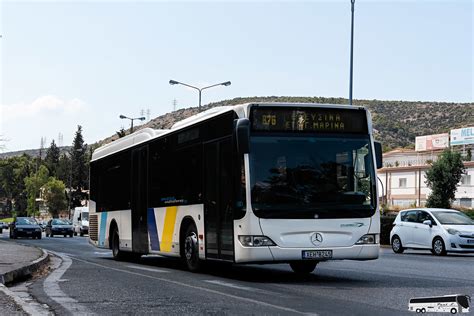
[356,234,378,245]
[447,228,459,235]
[35,228,41,232]
[238,235,276,247]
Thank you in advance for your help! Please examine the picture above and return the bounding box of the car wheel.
[80,231,84,237]
[183,223,201,272]
[289,261,318,274]
[69,233,73,238]
[432,237,447,256]
[450,307,457,314]
[391,235,404,253]
[74,232,77,236]
[38,234,42,240]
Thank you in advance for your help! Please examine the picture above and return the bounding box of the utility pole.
[349,0,355,106]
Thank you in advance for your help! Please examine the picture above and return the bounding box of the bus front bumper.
[235,244,379,263]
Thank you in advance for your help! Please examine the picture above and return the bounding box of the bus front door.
[131,146,149,254]
[204,138,234,261]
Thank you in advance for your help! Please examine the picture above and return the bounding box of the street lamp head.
[139,117,146,121]
[169,80,179,85]
[222,81,231,87]
[119,115,126,119]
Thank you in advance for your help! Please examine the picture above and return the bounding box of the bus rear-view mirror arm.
[374,141,383,169]
[235,118,250,154]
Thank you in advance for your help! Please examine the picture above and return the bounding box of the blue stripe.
[147,208,160,251]
[99,212,107,247]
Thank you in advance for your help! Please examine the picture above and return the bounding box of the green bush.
[380,215,396,245]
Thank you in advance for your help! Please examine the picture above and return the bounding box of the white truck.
[73,207,89,236]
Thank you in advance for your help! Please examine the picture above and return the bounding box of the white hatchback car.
[390,208,474,256]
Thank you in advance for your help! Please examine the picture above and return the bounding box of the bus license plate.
[467,239,474,244]
[302,250,332,260]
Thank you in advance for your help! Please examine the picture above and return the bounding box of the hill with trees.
[103,96,473,151]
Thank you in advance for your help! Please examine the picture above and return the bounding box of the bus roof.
[91,102,368,162]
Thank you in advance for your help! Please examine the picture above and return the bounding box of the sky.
[0,0,473,152]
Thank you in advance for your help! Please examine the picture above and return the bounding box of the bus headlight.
[238,235,276,247]
[355,234,378,245]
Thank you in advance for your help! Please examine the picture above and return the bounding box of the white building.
[377,149,474,208]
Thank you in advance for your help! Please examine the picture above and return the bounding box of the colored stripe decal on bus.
[99,212,108,247]
[147,208,160,251]
[160,206,178,252]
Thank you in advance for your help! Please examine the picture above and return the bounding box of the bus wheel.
[391,235,404,254]
[183,223,201,272]
[415,309,420,313]
[111,228,125,260]
[289,261,317,274]
[432,237,447,256]
[450,308,457,314]
[421,308,426,313]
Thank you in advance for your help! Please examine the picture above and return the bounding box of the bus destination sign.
[250,106,368,134]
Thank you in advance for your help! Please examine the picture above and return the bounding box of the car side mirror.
[423,220,432,228]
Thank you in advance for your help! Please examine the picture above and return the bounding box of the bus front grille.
[89,215,98,241]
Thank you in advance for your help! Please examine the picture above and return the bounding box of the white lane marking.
[44,252,94,315]
[126,265,169,273]
[204,280,274,294]
[72,256,316,316]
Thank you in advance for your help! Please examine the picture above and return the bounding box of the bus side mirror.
[235,118,250,154]
[374,141,383,169]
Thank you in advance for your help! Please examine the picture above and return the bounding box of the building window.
[399,178,407,188]
[461,175,471,186]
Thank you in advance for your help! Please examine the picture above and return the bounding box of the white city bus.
[89,103,382,273]
[409,295,471,314]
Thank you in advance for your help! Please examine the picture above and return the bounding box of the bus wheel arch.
[180,217,201,272]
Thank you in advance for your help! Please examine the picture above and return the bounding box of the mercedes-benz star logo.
[310,233,323,246]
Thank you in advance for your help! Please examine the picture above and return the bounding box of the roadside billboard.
[450,127,474,146]
[415,133,449,151]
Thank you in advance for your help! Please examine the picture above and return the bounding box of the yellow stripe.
[161,206,178,252]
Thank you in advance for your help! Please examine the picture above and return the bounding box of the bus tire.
[415,309,420,313]
[432,237,447,256]
[450,308,457,314]
[421,308,426,313]
[391,235,404,254]
[183,223,201,272]
[289,261,317,274]
[111,227,125,261]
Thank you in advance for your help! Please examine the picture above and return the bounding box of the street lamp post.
[169,80,231,112]
[119,115,146,133]
[349,0,355,106]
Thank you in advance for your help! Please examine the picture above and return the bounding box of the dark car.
[9,217,42,239]
[45,219,74,238]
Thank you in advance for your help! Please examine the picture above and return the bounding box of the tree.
[71,126,88,191]
[45,140,60,177]
[425,150,466,208]
[69,126,89,209]
[56,153,71,184]
[0,155,33,216]
[24,165,50,216]
[43,178,67,218]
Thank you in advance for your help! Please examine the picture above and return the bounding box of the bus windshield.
[249,135,376,219]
